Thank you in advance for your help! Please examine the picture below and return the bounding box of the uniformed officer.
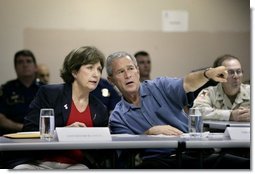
[0,49,41,135]
[193,54,250,121]
[91,78,121,114]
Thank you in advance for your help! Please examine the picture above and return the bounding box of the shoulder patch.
[197,90,209,99]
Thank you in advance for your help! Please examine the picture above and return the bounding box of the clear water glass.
[188,108,203,138]
[39,108,55,141]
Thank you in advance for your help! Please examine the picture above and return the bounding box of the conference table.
[0,134,179,151]
[0,132,250,151]
[0,132,250,168]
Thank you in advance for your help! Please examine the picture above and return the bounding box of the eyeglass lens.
[227,69,242,76]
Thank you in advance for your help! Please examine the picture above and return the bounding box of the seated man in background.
[0,49,42,169]
[0,49,41,136]
[36,64,50,85]
[105,51,248,169]
[193,54,250,121]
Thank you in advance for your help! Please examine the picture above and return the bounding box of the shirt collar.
[121,84,148,113]
[140,82,149,97]
[16,79,39,88]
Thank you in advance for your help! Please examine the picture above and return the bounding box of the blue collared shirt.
[110,77,189,135]
[109,77,190,158]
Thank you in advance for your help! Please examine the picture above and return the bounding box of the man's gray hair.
[106,51,137,76]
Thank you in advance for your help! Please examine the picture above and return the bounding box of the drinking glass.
[188,108,203,138]
[39,108,55,141]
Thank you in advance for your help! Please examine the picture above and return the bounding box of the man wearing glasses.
[193,54,250,122]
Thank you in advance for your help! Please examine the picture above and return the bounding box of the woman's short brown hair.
[60,46,105,83]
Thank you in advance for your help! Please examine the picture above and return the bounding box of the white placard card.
[224,127,250,140]
[56,127,112,142]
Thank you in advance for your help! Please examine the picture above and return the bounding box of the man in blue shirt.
[105,51,229,168]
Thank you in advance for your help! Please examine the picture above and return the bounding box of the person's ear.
[137,66,140,77]
[72,71,77,79]
[137,66,140,74]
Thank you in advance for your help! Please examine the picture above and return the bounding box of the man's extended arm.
[183,66,228,93]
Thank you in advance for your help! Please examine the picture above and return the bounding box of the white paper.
[56,127,112,142]
[181,132,210,139]
[111,134,139,137]
[17,131,39,134]
[162,10,188,32]
[224,127,250,140]
[148,134,176,138]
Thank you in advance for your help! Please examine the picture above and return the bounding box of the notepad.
[3,131,40,139]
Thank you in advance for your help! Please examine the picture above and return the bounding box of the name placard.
[56,127,112,142]
[224,127,250,140]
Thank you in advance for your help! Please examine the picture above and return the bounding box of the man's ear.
[137,66,140,79]
[137,66,140,74]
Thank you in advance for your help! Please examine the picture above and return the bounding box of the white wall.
[0,0,250,84]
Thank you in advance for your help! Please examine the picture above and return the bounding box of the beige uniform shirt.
[193,83,250,121]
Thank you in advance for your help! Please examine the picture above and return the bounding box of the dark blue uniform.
[0,79,41,135]
[91,78,121,113]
